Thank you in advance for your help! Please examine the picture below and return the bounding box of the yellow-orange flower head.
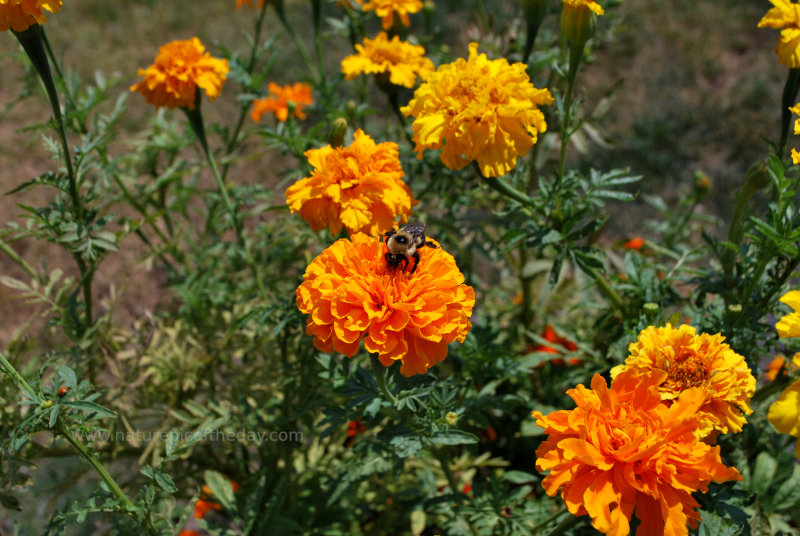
[130,38,229,110]
[296,233,475,376]
[759,0,800,68]
[768,354,800,458]
[401,43,553,178]
[285,129,417,236]
[251,82,313,122]
[355,0,422,30]
[235,0,265,7]
[341,32,434,88]
[533,369,741,536]
[776,290,800,337]
[611,324,755,437]
[562,0,603,15]
[0,0,61,32]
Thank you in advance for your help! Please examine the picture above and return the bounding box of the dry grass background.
[0,0,790,347]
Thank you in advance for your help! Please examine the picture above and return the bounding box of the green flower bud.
[329,117,348,148]
[560,3,597,48]
[445,411,458,426]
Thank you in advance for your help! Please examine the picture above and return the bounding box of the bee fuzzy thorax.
[382,222,437,275]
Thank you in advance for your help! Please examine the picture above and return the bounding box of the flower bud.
[445,411,458,426]
[329,117,348,148]
[560,3,597,48]
[743,160,771,191]
[643,303,659,318]
[693,170,712,199]
[522,0,547,30]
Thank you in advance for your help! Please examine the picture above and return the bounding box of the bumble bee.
[383,222,437,275]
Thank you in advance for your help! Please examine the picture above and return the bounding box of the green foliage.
[0,1,799,536]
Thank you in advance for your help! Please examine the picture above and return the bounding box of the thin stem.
[0,351,37,398]
[484,175,536,207]
[273,3,321,84]
[544,512,582,536]
[370,354,396,404]
[0,238,39,280]
[184,104,269,302]
[530,508,569,534]
[434,449,480,536]
[557,43,583,187]
[587,266,625,312]
[475,0,490,33]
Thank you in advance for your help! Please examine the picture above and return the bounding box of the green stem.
[557,43,582,187]
[370,354,396,404]
[530,508,568,534]
[544,512,582,536]
[273,2,321,84]
[0,351,37,398]
[587,267,625,312]
[0,238,39,280]
[222,1,269,180]
[434,449,480,536]
[484,175,536,207]
[183,101,269,302]
[475,0,490,33]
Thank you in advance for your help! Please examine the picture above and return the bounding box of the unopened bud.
[643,303,659,318]
[693,170,711,198]
[329,117,348,148]
[727,304,742,315]
[744,160,771,191]
[522,0,547,29]
[43,399,53,408]
[445,411,458,426]
[560,3,597,48]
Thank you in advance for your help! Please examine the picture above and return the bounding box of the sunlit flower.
[777,290,800,337]
[533,369,741,536]
[758,0,800,67]
[131,38,229,110]
[623,236,645,250]
[341,32,434,88]
[768,373,800,458]
[355,0,422,30]
[401,42,553,178]
[285,129,417,235]
[235,0,265,7]
[611,324,756,437]
[296,233,475,377]
[0,0,61,32]
[250,82,313,122]
[194,481,240,519]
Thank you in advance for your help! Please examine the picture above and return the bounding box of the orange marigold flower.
[285,129,417,236]
[759,0,800,68]
[296,233,475,376]
[250,82,313,122]
[532,325,580,366]
[0,0,61,32]
[354,0,422,29]
[611,324,756,437]
[623,236,645,250]
[235,0,265,7]
[401,42,553,178]
[178,531,201,536]
[130,38,229,110]
[341,32,434,88]
[533,369,741,536]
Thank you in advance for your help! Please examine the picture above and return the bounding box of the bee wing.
[402,222,426,236]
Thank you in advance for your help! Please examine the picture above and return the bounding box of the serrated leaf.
[61,400,116,419]
[204,470,237,513]
[154,470,178,493]
[770,463,800,511]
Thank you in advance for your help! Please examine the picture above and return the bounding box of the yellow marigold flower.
[768,375,800,458]
[235,0,265,7]
[130,38,229,110]
[777,290,800,337]
[251,82,313,122]
[341,32,434,88]
[533,369,741,536]
[401,43,553,178]
[758,0,800,67]
[562,0,603,15]
[611,324,755,437]
[285,129,416,235]
[296,233,475,376]
[355,0,422,30]
[0,0,61,32]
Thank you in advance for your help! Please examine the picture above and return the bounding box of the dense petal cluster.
[562,0,604,15]
[354,0,422,29]
[296,233,475,376]
[611,324,755,436]
[758,0,800,67]
[285,129,416,235]
[401,43,553,178]
[0,0,61,32]
[341,32,434,88]
[776,290,800,337]
[130,38,229,110]
[533,369,741,536]
[250,82,313,122]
